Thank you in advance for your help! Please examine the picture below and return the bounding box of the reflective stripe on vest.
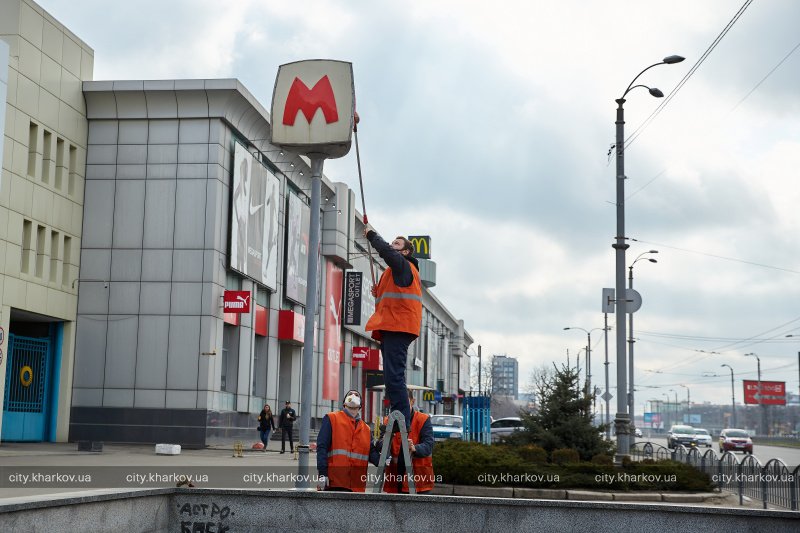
[375,292,423,304]
[328,449,370,462]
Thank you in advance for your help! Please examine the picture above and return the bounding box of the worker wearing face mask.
[316,390,380,491]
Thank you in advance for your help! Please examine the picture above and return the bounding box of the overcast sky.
[38,0,800,409]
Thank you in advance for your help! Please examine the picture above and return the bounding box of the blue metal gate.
[2,334,52,441]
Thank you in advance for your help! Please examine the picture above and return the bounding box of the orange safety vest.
[365,262,422,340]
[382,412,435,493]
[326,411,372,492]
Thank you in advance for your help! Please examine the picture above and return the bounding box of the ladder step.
[372,410,416,494]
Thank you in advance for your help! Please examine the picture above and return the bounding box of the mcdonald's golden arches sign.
[407,236,431,259]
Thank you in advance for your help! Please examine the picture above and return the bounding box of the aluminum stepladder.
[372,410,416,494]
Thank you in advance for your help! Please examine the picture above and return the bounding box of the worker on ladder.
[364,227,423,433]
[377,389,436,494]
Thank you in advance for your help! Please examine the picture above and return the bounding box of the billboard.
[743,380,786,405]
[284,191,310,304]
[230,142,281,289]
[322,262,343,401]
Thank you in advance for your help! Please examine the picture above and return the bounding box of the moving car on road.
[667,425,697,449]
[430,415,463,442]
[694,428,713,447]
[719,428,753,454]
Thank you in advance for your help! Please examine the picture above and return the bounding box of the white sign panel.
[270,60,354,159]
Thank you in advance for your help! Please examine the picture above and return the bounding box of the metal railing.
[631,442,800,510]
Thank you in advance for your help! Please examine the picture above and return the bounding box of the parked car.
[719,428,753,454]
[430,415,463,442]
[667,425,697,449]
[634,427,643,438]
[694,428,713,447]
[490,417,524,442]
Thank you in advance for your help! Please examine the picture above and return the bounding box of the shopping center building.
[0,0,473,447]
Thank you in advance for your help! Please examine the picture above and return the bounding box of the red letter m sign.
[283,75,339,126]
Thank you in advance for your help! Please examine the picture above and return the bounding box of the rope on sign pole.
[353,112,378,289]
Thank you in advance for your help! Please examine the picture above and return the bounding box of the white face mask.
[344,392,361,409]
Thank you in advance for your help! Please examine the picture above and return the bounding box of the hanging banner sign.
[343,271,363,326]
[322,263,343,401]
[223,291,251,314]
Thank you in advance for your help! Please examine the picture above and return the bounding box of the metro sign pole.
[271,60,355,488]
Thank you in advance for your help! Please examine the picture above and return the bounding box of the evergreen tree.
[510,362,613,460]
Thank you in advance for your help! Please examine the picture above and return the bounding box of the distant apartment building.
[491,355,518,400]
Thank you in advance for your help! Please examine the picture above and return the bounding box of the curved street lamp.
[627,250,658,436]
[745,352,765,435]
[721,363,736,427]
[563,326,605,399]
[613,54,685,461]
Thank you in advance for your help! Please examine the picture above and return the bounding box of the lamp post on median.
[564,327,605,409]
[612,54,685,460]
[721,364,736,428]
[628,250,658,437]
[745,352,765,435]
[662,393,670,428]
[785,335,800,409]
[679,384,690,424]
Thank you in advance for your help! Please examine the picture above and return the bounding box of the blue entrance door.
[2,334,52,441]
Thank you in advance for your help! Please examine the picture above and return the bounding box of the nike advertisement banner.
[230,142,281,290]
[322,262,343,401]
[284,191,310,305]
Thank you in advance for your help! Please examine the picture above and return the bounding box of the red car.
[719,428,753,454]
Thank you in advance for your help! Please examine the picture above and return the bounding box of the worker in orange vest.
[364,227,423,431]
[379,389,435,494]
[316,390,379,491]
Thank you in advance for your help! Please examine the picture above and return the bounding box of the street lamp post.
[613,54,684,461]
[668,389,678,426]
[679,384,690,424]
[628,250,657,437]
[745,352,765,435]
[661,393,670,428]
[721,363,736,428]
[785,335,800,408]
[564,327,604,408]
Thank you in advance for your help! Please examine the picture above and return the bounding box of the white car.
[490,417,524,443]
[694,428,713,447]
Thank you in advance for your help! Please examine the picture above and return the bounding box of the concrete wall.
[0,0,93,442]
[1,489,798,533]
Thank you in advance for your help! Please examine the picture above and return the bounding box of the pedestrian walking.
[257,404,276,451]
[279,400,297,454]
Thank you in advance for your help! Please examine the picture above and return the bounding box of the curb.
[432,484,729,504]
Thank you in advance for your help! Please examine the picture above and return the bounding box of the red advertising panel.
[277,310,305,345]
[322,263,343,401]
[743,380,786,405]
[223,291,251,314]
[362,348,382,371]
[254,305,268,337]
